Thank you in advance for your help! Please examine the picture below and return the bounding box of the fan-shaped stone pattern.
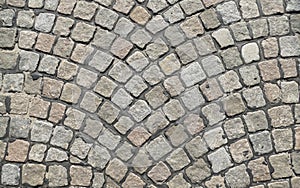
[0,0,299,187]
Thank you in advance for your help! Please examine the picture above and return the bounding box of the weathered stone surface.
[70,166,92,186]
[46,165,68,187]
[146,135,172,161]
[208,147,233,173]
[148,162,171,184]
[269,153,293,179]
[106,158,128,182]
[249,131,273,155]
[163,99,185,121]
[1,164,20,185]
[229,139,253,163]
[22,164,46,186]
[225,165,250,188]
[6,139,29,162]
[186,159,211,183]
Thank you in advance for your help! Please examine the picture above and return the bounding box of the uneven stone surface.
[0,1,299,187]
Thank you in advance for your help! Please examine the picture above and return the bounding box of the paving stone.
[268,15,290,36]
[57,0,76,14]
[126,51,149,72]
[223,118,245,140]
[185,135,208,158]
[0,48,19,69]
[194,35,217,56]
[114,18,135,37]
[167,173,190,188]
[142,65,165,85]
[205,176,225,188]
[146,15,169,34]
[280,58,298,78]
[239,0,259,19]
[166,124,188,147]
[163,3,185,24]
[0,9,14,26]
[221,47,243,69]
[98,128,121,150]
[114,116,134,135]
[144,110,169,134]
[261,37,279,58]
[208,147,233,173]
[46,165,68,187]
[230,139,253,163]
[185,114,205,135]
[82,117,103,139]
[181,86,205,111]
[202,0,223,7]
[130,147,153,173]
[179,0,204,15]
[279,36,300,57]
[130,29,152,49]
[0,95,7,114]
[212,28,234,48]
[19,50,39,71]
[18,30,37,50]
[130,6,151,25]
[123,173,145,188]
[28,144,46,162]
[159,54,180,75]
[163,76,184,97]
[60,83,81,104]
[180,15,204,39]
[268,181,290,188]
[71,22,96,42]
[125,75,148,97]
[34,13,55,32]
[286,0,300,11]
[185,158,211,183]
[10,93,30,114]
[89,51,114,73]
[1,164,20,186]
[128,126,150,147]
[145,38,169,60]
[216,1,241,24]
[50,126,73,149]
[148,161,171,184]
[216,72,241,93]
[70,166,92,186]
[281,81,299,103]
[175,42,198,64]
[70,137,92,159]
[163,99,185,121]
[48,102,66,123]
[53,16,74,36]
[109,61,133,83]
[243,110,268,133]
[3,73,24,92]
[111,88,132,109]
[199,8,220,29]
[22,163,46,186]
[74,1,97,21]
[272,128,293,152]
[146,135,172,161]
[95,5,119,30]
[258,60,281,81]
[260,0,284,15]
[7,0,26,7]
[242,86,266,108]
[249,18,269,38]
[92,28,116,50]
[225,165,250,188]
[106,158,128,182]
[291,14,300,33]
[200,78,223,101]
[0,140,6,161]
[145,86,167,109]
[241,42,260,63]
[201,55,225,77]
[88,144,111,169]
[9,116,31,138]
[94,76,117,98]
[223,93,246,116]
[129,100,151,122]
[71,44,94,64]
[93,172,105,188]
[53,37,75,58]
[230,21,251,41]
[42,77,63,99]
[204,126,227,150]
[268,105,294,128]
[76,68,98,89]
[180,62,206,87]
[248,157,271,182]
[115,141,135,161]
[296,126,300,150]
[264,83,281,103]
[249,131,273,155]
[0,117,8,137]
[269,153,293,179]
[98,102,120,124]
[64,108,86,130]
[292,177,300,188]
[202,103,225,125]
[113,0,135,14]
[295,105,300,124]
[35,33,55,53]
[28,97,50,119]
[239,65,260,86]
[31,120,53,143]
[17,10,34,28]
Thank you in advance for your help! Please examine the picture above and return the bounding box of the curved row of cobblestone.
[0,0,299,187]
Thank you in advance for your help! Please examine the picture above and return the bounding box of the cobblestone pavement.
[0,0,300,187]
